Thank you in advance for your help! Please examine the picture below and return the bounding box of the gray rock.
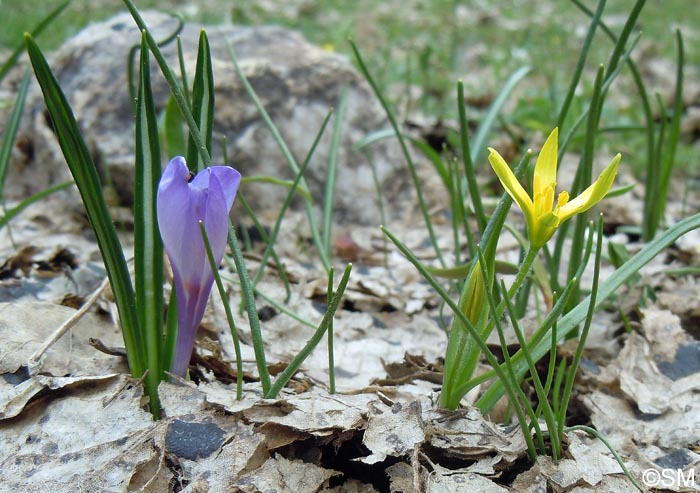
[17,11,408,224]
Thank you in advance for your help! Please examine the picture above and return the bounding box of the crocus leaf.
[25,34,144,379]
[477,212,700,412]
[186,29,214,172]
[0,70,30,200]
[134,33,164,413]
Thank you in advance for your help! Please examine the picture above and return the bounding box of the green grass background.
[2,0,698,174]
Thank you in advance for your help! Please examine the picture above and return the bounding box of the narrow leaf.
[25,35,144,378]
[322,88,347,256]
[134,32,164,415]
[164,94,187,157]
[187,30,215,172]
[0,70,31,200]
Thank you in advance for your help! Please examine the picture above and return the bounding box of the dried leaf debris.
[6,211,694,492]
[2,132,700,492]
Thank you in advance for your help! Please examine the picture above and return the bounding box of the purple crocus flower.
[157,156,241,377]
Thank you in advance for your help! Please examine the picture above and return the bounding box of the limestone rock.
[17,11,407,224]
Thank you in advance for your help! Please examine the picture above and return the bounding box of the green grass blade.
[470,65,531,165]
[127,14,184,106]
[456,223,596,402]
[449,156,471,263]
[355,130,450,191]
[242,176,313,202]
[477,255,546,455]
[558,216,604,437]
[0,70,31,200]
[251,285,316,329]
[25,34,144,378]
[266,264,352,399]
[647,29,684,239]
[134,34,164,416]
[350,38,446,268]
[323,88,347,257]
[252,109,334,287]
[0,181,73,230]
[564,65,605,307]
[164,94,187,157]
[187,30,214,172]
[176,36,190,107]
[122,0,211,168]
[498,279,552,456]
[200,222,243,400]
[382,226,538,458]
[227,224,271,393]
[457,80,486,233]
[603,0,646,79]
[557,0,606,128]
[477,212,700,412]
[327,268,336,393]
[0,0,70,84]
[352,127,396,149]
[225,39,330,272]
[551,34,639,285]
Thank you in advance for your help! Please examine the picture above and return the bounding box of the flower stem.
[506,247,540,303]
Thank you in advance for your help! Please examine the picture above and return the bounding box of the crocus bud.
[157,156,241,377]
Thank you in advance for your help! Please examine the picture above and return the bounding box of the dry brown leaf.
[362,400,425,464]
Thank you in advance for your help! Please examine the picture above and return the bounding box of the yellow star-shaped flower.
[488,128,621,248]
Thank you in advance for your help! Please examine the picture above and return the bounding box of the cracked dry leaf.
[322,478,381,492]
[303,312,447,392]
[386,461,424,493]
[234,454,340,492]
[655,279,700,324]
[158,380,214,417]
[241,387,373,436]
[0,301,126,377]
[0,374,118,420]
[0,374,155,492]
[362,400,425,464]
[427,406,527,465]
[198,380,267,414]
[427,469,509,493]
[565,432,625,485]
[511,456,637,493]
[642,308,695,360]
[615,310,700,414]
[164,417,267,491]
[584,390,700,451]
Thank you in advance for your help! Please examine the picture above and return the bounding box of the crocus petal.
[533,127,559,199]
[156,156,241,377]
[202,172,230,267]
[156,157,192,265]
[558,153,621,222]
[209,166,241,212]
[488,147,534,219]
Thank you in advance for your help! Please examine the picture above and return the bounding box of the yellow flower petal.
[488,147,533,216]
[558,153,621,221]
[488,127,620,249]
[533,127,559,199]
